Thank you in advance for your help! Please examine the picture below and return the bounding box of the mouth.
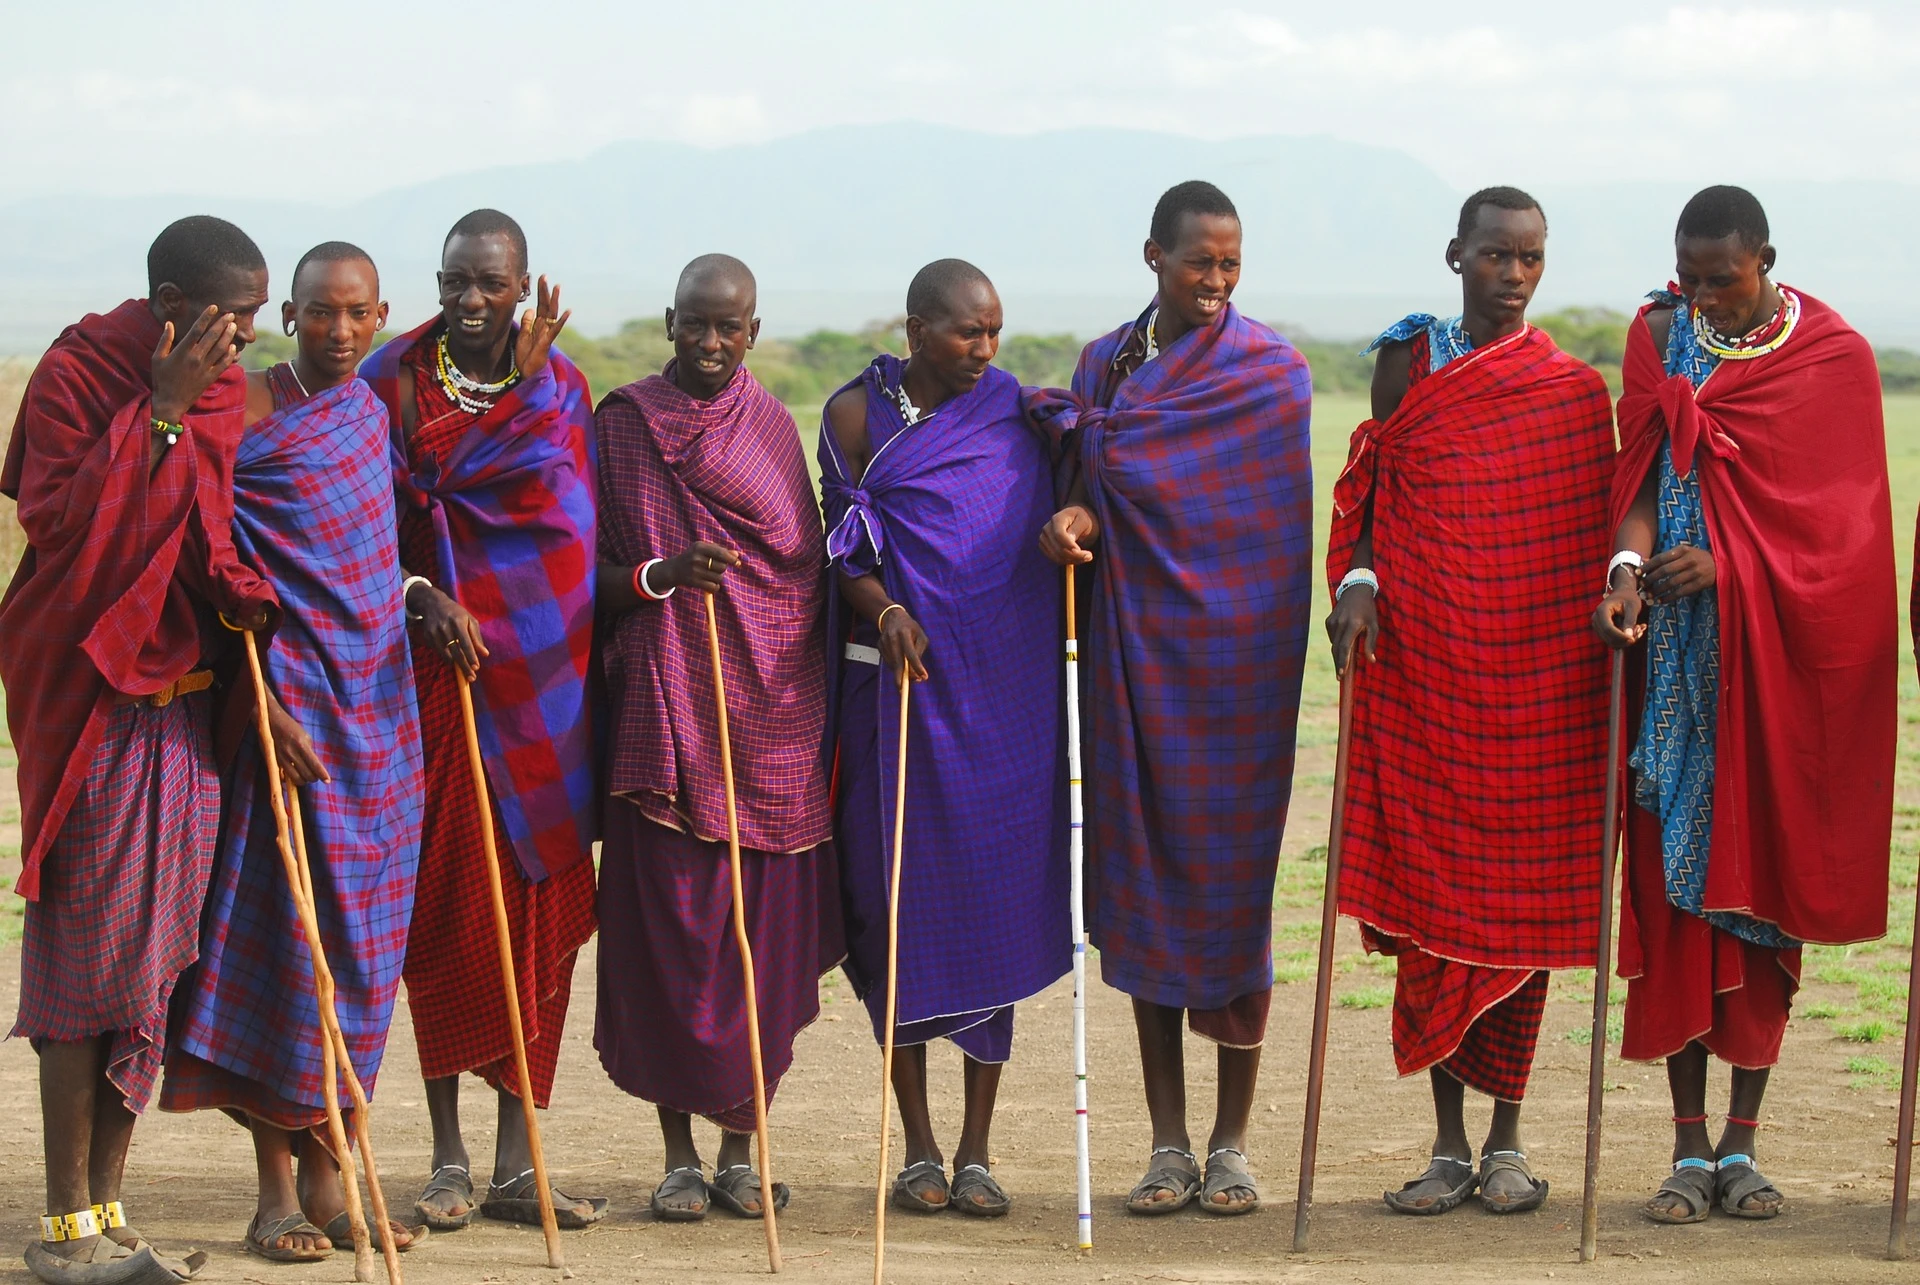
[326,346,356,362]
[1194,295,1224,313]
[692,357,725,374]
[455,316,488,335]
[1496,294,1527,309]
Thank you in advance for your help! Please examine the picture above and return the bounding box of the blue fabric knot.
[1364,313,1475,372]
[824,485,884,579]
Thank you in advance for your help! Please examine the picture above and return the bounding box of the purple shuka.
[1024,304,1313,1019]
[821,355,1068,1062]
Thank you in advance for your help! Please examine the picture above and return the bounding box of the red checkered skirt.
[1384,942,1549,1102]
[12,695,219,1111]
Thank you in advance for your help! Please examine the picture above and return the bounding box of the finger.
[155,321,176,359]
[462,618,491,658]
[1365,621,1380,663]
[551,308,571,337]
[182,305,219,348]
[537,276,551,318]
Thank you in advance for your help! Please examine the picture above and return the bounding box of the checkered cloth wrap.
[821,357,1069,1046]
[1391,951,1550,1101]
[386,334,597,1105]
[1329,323,1613,988]
[1,299,275,899]
[14,696,219,1111]
[595,364,831,853]
[1023,304,1312,1012]
[163,377,425,1129]
[362,318,598,883]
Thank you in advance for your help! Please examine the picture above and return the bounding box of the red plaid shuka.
[1329,325,1613,1096]
[0,300,274,900]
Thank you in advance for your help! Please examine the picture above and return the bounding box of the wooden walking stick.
[1579,651,1627,1264]
[238,630,390,1285]
[703,592,784,1273]
[1889,872,1920,1258]
[871,665,913,1285]
[1063,564,1093,1251]
[454,673,565,1271]
[284,786,405,1285]
[1292,636,1359,1253]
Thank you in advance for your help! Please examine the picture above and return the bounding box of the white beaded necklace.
[436,333,521,416]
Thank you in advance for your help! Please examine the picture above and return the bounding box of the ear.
[154,282,187,319]
[1759,244,1777,276]
[748,317,761,349]
[1444,238,1464,273]
[904,314,926,356]
[518,271,532,303]
[664,307,675,339]
[281,301,297,337]
[375,300,390,332]
[1142,238,1163,275]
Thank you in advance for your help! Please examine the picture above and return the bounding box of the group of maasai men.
[1,174,1900,1282]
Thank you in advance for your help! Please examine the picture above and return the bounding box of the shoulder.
[1369,340,1415,421]
[1643,304,1676,351]
[243,368,276,428]
[825,379,868,443]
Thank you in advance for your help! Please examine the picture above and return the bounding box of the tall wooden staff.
[702,593,783,1273]
[1890,875,1920,1257]
[1579,651,1628,1263]
[1063,564,1093,1250]
[238,630,395,1285]
[454,674,565,1270]
[1291,637,1359,1253]
[871,669,913,1285]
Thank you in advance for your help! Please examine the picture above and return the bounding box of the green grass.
[1337,987,1392,1011]
[1839,1020,1891,1044]
[1565,1012,1625,1046]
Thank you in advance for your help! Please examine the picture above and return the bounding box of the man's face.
[1453,205,1547,330]
[666,277,759,400]
[286,258,387,384]
[437,232,526,360]
[1675,234,1773,337]
[909,280,1003,398]
[1148,213,1242,331]
[166,265,271,354]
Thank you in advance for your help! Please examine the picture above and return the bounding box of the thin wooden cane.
[1889,874,1920,1258]
[1579,652,1628,1262]
[238,631,382,1284]
[1291,636,1359,1253]
[872,670,913,1285]
[454,674,565,1271]
[284,786,405,1285]
[703,593,784,1273]
[1063,564,1093,1250]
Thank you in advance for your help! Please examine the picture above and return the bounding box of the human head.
[438,208,530,363]
[1144,181,1241,331]
[1447,186,1547,333]
[283,242,387,387]
[903,259,1002,400]
[1673,185,1776,337]
[665,254,759,400]
[147,215,271,353]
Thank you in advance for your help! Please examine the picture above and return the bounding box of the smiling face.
[666,271,759,401]
[437,231,527,364]
[906,278,1003,400]
[1450,204,1547,334]
[285,257,387,387]
[1146,212,1241,331]
[1675,233,1777,337]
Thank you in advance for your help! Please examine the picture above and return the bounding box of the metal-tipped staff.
[1064,564,1093,1250]
[1292,637,1359,1253]
[238,629,394,1285]
[454,673,565,1271]
[703,592,783,1273]
[872,667,913,1285]
[1580,651,1628,1263]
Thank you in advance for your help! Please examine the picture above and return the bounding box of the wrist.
[1335,567,1380,601]
[151,400,186,426]
[876,602,906,631]
[636,558,675,601]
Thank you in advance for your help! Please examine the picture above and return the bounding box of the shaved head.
[292,240,378,300]
[906,258,994,323]
[675,253,756,311]
[147,215,266,299]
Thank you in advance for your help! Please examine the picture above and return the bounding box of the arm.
[596,542,741,614]
[1592,463,1659,649]
[827,385,928,682]
[1323,345,1411,674]
[1038,470,1099,567]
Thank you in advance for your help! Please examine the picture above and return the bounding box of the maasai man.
[1326,188,1614,1216]
[3,216,277,1283]
[1595,186,1896,1224]
[161,243,428,1261]
[821,260,1068,1217]
[1031,181,1312,1217]
[361,209,606,1231]
[593,254,839,1221]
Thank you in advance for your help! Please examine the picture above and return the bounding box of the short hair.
[1149,181,1239,250]
[1457,186,1545,239]
[291,241,378,294]
[443,208,528,272]
[905,258,994,321]
[1676,185,1770,252]
[675,252,756,303]
[147,215,266,298]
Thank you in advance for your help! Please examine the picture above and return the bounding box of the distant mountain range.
[3,124,1915,353]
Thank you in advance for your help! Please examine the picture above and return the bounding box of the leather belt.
[116,670,214,707]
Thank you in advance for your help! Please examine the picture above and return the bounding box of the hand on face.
[151,305,239,424]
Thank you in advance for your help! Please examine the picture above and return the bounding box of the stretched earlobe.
[283,319,297,337]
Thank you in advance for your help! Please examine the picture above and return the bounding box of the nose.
[460,284,485,312]
[234,313,258,345]
[698,326,722,353]
[330,313,354,344]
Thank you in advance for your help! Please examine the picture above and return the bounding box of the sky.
[6,1,1919,200]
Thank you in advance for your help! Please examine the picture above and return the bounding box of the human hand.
[1591,578,1648,650]
[409,582,489,680]
[1642,543,1714,603]
[152,305,239,425]
[513,276,571,378]
[659,541,742,594]
[879,606,930,683]
[1039,505,1099,566]
[1325,586,1380,677]
[265,691,329,787]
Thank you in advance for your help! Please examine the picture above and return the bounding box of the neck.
[1735,279,1785,337]
[1151,292,1201,352]
[448,327,514,383]
[1460,301,1526,346]
[292,354,353,397]
[672,363,727,402]
[899,356,956,414]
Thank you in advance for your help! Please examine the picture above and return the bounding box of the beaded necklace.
[1692,284,1800,361]
[436,332,522,416]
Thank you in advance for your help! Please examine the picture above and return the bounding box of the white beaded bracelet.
[1336,568,1380,600]
[1606,550,1645,591]
[637,558,675,601]
[401,574,433,621]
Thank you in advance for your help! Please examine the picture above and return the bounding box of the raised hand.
[514,276,572,378]
[152,305,239,424]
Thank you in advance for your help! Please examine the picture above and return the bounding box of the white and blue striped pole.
[1064,563,1093,1251]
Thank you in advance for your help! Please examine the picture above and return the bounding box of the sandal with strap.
[891,1160,950,1213]
[1200,1148,1259,1216]
[242,1212,333,1264]
[708,1164,790,1219]
[1644,1157,1716,1225]
[95,1205,206,1281]
[650,1166,709,1223]
[1715,1154,1783,1220]
[322,1212,427,1254]
[25,1241,201,1285]
[1477,1150,1549,1215]
[949,1165,1012,1218]
[1126,1147,1200,1216]
[479,1168,609,1229]
[1384,1155,1478,1216]
[414,1163,474,1231]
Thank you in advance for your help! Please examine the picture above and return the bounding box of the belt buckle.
[149,681,176,708]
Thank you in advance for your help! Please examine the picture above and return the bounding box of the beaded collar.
[436,332,522,416]
[1691,284,1800,362]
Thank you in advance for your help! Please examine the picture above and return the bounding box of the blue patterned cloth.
[1629,292,1797,948]
[1365,313,1475,372]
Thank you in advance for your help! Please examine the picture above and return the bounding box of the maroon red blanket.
[0,300,274,899]
[1612,291,1895,950]
[1329,324,1614,967]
